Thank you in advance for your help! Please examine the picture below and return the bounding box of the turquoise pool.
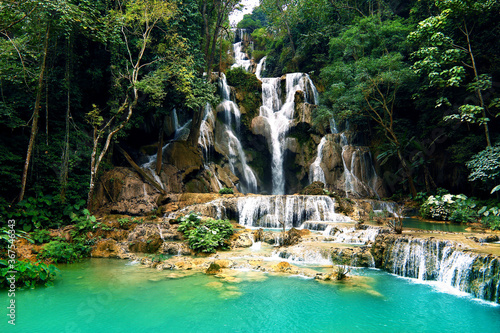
[2,259,499,332]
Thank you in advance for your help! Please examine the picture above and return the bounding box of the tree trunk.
[19,25,50,202]
[397,149,418,197]
[60,36,71,202]
[464,22,491,147]
[117,146,166,195]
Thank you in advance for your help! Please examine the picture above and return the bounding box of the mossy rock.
[206,262,222,275]
[300,181,325,195]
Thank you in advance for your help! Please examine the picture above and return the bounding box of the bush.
[420,194,474,221]
[478,206,500,230]
[219,187,234,195]
[31,229,52,244]
[482,215,500,230]
[38,240,91,263]
[0,260,58,289]
[177,213,233,253]
[1,194,86,232]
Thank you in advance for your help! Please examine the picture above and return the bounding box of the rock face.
[94,167,161,215]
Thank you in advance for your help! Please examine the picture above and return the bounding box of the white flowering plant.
[420,193,477,223]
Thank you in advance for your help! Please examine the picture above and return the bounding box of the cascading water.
[309,136,327,184]
[259,71,319,194]
[236,195,351,228]
[381,237,500,303]
[332,118,381,198]
[217,74,258,193]
[255,56,266,79]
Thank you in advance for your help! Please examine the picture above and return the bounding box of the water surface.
[2,259,499,332]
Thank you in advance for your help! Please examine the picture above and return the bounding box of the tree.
[360,56,418,197]
[320,16,417,196]
[466,143,500,194]
[409,0,499,147]
[187,0,239,147]
[86,0,178,209]
[261,0,299,56]
[3,0,101,202]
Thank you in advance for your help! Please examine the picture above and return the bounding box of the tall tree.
[86,0,179,210]
[409,0,499,147]
[187,0,238,147]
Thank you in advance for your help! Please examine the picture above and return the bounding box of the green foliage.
[118,217,136,228]
[466,144,500,192]
[219,187,234,195]
[0,260,58,289]
[31,229,53,245]
[226,67,260,91]
[1,194,87,232]
[0,227,33,249]
[420,193,478,223]
[177,213,233,253]
[38,240,91,263]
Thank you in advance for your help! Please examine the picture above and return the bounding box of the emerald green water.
[2,259,499,332]
[403,217,468,233]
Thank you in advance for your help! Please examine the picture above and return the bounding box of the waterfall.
[380,237,500,303]
[236,195,352,228]
[199,103,216,161]
[336,121,381,198]
[217,74,258,193]
[327,226,382,244]
[259,73,319,194]
[309,136,327,184]
[255,56,266,79]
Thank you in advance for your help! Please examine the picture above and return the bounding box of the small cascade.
[255,56,266,79]
[217,74,258,193]
[231,41,252,72]
[340,132,380,198]
[381,237,500,303]
[231,29,252,72]
[250,234,262,251]
[271,246,331,265]
[237,195,352,228]
[260,73,319,194]
[309,136,327,184]
[322,225,333,237]
[369,200,400,217]
[199,103,216,161]
[327,226,382,244]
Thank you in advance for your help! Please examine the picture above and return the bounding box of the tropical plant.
[0,259,58,289]
[218,187,234,195]
[177,213,233,253]
[466,143,500,193]
[30,229,53,244]
[420,193,478,223]
[38,240,91,263]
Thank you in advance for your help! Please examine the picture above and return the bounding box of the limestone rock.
[164,141,203,176]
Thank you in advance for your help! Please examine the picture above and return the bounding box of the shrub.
[177,213,233,253]
[31,229,52,244]
[38,240,91,263]
[219,187,234,195]
[420,194,472,221]
[0,260,58,289]
[478,206,500,230]
[482,215,500,230]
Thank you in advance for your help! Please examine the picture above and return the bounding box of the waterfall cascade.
[309,117,383,198]
[259,70,319,194]
[378,236,500,303]
[217,74,258,193]
[236,195,351,228]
